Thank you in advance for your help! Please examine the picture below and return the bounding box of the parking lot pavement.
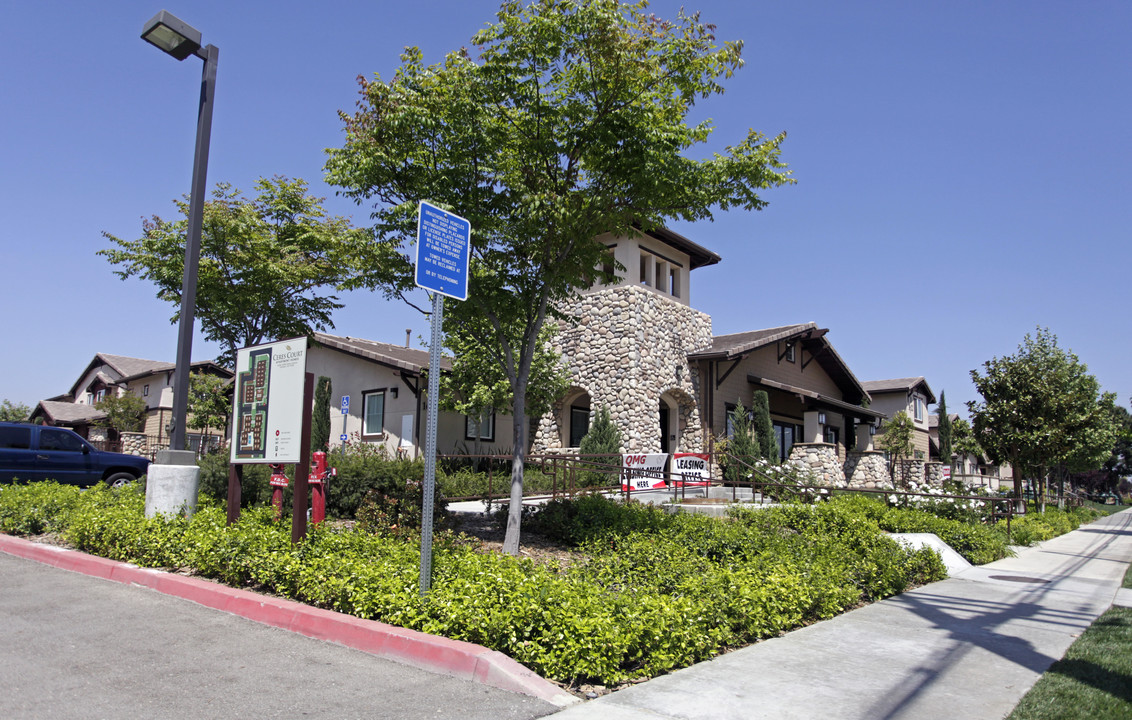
[0,552,557,720]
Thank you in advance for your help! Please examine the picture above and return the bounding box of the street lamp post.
[141,10,218,455]
[140,10,217,518]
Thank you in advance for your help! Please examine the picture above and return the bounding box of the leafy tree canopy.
[968,327,1118,503]
[95,393,147,434]
[0,399,31,422]
[878,410,915,480]
[100,176,367,364]
[187,372,231,435]
[325,0,792,553]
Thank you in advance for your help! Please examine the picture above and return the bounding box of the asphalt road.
[0,552,556,720]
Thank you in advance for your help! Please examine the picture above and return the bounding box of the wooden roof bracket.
[716,357,742,389]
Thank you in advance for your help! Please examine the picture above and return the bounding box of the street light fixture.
[141,10,218,455]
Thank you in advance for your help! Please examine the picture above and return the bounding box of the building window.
[669,267,680,298]
[785,343,795,363]
[465,411,495,442]
[569,403,590,447]
[773,421,802,462]
[824,426,839,446]
[913,396,926,422]
[142,384,149,397]
[362,389,385,439]
[725,402,738,439]
[639,252,651,287]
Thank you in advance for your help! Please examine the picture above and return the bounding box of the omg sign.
[621,453,669,490]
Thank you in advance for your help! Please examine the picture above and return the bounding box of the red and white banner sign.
[621,453,669,490]
[672,452,711,486]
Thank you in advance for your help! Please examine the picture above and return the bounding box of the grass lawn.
[1005,544,1132,720]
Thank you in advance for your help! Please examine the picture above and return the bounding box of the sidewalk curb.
[0,533,578,708]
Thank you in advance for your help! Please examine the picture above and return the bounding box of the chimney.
[405,329,411,348]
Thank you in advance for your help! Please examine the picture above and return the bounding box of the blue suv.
[0,422,150,487]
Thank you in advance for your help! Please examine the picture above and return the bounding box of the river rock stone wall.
[844,451,892,489]
[789,442,846,487]
[121,432,148,458]
[895,459,926,487]
[924,461,945,486]
[532,285,713,453]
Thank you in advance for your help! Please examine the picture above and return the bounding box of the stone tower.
[531,228,718,454]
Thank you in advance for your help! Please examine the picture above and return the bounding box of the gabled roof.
[689,323,815,359]
[689,322,871,406]
[32,400,105,426]
[67,353,231,398]
[861,377,937,405]
[310,332,448,374]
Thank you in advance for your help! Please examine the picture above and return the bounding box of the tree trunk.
[502,380,528,556]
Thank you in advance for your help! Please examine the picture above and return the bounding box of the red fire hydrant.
[269,463,289,520]
[309,451,336,525]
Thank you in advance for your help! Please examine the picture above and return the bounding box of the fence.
[437,451,1021,542]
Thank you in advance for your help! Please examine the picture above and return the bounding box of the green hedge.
[0,483,951,685]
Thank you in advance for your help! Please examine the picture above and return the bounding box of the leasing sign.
[621,453,669,490]
[672,452,711,486]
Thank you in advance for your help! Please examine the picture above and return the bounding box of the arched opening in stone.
[658,388,694,454]
[560,387,592,448]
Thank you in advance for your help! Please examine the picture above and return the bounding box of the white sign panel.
[622,453,669,490]
[230,337,308,464]
[672,452,711,486]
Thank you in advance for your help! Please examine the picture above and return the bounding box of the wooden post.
[291,372,315,543]
[226,463,243,525]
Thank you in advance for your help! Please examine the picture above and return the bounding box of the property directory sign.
[414,201,470,301]
[230,337,308,464]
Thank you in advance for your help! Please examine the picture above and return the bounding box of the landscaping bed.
[0,481,1103,689]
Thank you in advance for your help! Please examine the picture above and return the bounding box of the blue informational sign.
[414,201,471,301]
[340,395,350,412]
[339,434,348,443]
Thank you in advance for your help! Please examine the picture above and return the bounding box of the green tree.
[311,376,333,454]
[326,0,792,553]
[439,320,569,459]
[878,411,915,485]
[0,399,31,422]
[951,418,982,464]
[751,390,776,463]
[578,405,622,486]
[968,327,1118,512]
[100,177,366,364]
[187,372,231,452]
[95,393,147,435]
[724,401,760,484]
[937,391,952,465]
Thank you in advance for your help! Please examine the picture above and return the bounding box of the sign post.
[414,201,470,596]
[339,395,350,462]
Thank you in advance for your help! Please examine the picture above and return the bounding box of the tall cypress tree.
[579,405,622,486]
[937,391,952,466]
[751,390,777,462]
[726,401,760,483]
[312,375,332,453]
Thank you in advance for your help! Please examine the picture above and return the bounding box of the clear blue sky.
[2,1,1129,419]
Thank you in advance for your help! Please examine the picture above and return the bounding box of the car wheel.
[106,472,136,488]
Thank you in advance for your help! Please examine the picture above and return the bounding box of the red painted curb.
[0,533,577,708]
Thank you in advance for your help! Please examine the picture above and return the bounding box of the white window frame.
[465,411,496,442]
[362,389,386,439]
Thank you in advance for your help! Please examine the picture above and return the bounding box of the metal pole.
[169,44,218,452]
[419,294,443,596]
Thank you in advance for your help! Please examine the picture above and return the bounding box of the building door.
[659,403,670,454]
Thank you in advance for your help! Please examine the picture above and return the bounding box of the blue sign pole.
[414,201,471,597]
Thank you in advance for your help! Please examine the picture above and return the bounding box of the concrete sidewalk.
[551,508,1132,720]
